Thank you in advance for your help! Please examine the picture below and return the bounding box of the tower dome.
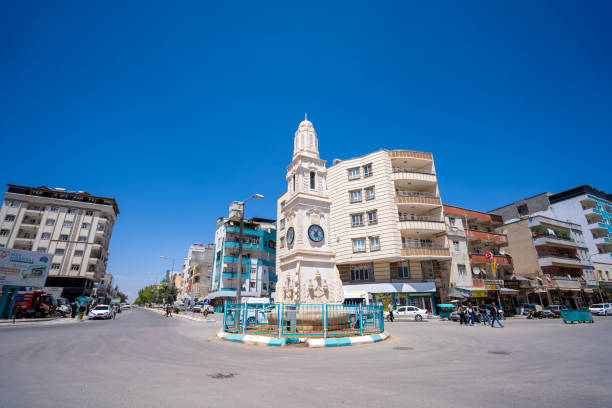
[293,114,319,159]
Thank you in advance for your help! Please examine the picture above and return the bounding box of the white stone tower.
[275,115,344,304]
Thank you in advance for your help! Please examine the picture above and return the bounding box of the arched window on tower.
[310,171,316,190]
[293,174,296,192]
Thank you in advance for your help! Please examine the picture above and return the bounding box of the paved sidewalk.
[145,307,216,323]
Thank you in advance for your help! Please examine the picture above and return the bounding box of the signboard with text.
[0,248,51,288]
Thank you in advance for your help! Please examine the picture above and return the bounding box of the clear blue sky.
[2,1,611,301]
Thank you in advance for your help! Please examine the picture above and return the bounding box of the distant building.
[491,185,612,302]
[0,184,118,301]
[209,214,276,306]
[180,243,213,301]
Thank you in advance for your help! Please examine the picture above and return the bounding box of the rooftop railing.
[395,190,437,198]
[392,167,435,175]
[398,214,442,222]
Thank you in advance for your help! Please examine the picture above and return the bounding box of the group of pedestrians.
[458,302,504,328]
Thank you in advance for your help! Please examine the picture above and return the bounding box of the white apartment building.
[180,243,214,302]
[327,149,450,312]
[0,184,118,300]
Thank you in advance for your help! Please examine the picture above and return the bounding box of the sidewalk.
[0,316,60,325]
[145,307,216,323]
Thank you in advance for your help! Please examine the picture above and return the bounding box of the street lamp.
[235,194,264,309]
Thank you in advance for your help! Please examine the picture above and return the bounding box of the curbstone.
[216,330,389,348]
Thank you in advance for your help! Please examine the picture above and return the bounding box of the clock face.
[308,224,324,242]
[286,227,295,245]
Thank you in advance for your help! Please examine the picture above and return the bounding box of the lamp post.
[234,194,264,309]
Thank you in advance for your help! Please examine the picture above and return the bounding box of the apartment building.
[443,205,518,314]
[209,213,276,306]
[94,273,117,304]
[0,184,118,300]
[181,243,214,301]
[491,185,611,301]
[327,149,450,312]
[501,215,595,308]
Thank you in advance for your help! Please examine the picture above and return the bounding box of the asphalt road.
[1,308,611,408]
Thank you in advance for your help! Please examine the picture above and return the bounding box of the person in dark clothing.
[71,303,77,318]
[165,304,172,317]
[490,303,504,328]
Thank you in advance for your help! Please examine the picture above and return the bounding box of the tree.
[117,291,128,303]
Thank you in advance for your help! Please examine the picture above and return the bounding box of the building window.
[348,167,360,180]
[74,250,84,257]
[67,208,77,214]
[9,201,20,207]
[70,264,80,271]
[310,171,316,190]
[397,260,410,278]
[4,215,15,222]
[46,219,55,226]
[0,229,9,236]
[292,174,296,192]
[349,190,362,203]
[365,186,375,200]
[369,236,380,251]
[350,263,371,281]
[97,225,105,231]
[280,219,285,230]
[82,223,90,229]
[351,213,364,227]
[421,260,434,279]
[458,264,466,275]
[63,221,73,227]
[55,248,65,255]
[51,263,60,270]
[352,238,366,253]
[517,204,529,216]
[453,240,459,251]
[77,236,87,242]
[86,210,94,216]
[50,206,59,212]
[41,232,51,239]
[449,217,456,226]
[367,211,377,224]
[59,234,69,241]
[37,247,47,253]
[363,164,372,177]
[280,237,285,248]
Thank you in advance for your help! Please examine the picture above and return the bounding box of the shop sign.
[504,280,520,290]
[485,284,498,291]
[0,248,50,288]
[472,290,486,298]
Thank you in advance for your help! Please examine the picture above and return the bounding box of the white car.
[386,306,430,322]
[122,303,131,309]
[193,303,213,314]
[88,305,113,320]
[589,303,612,316]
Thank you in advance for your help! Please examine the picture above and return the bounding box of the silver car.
[589,303,612,316]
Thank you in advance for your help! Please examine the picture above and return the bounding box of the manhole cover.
[393,347,414,351]
[488,351,511,355]
[209,373,238,379]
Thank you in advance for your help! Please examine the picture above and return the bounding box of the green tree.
[117,291,128,303]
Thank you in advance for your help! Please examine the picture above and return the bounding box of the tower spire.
[305,113,307,121]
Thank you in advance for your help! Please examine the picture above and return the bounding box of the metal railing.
[398,214,442,222]
[223,303,384,337]
[401,242,448,249]
[395,190,438,198]
[532,233,574,242]
[392,167,435,175]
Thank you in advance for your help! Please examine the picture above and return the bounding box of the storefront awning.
[499,288,520,295]
[343,282,436,294]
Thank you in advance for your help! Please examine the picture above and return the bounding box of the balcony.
[594,236,612,253]
[401,243,450,258]
[19,223,39,230]
[392,167,437,186]
[584,208,603,224]
[532,233,579,249]
[388,150,432,161]
[395,191,441,206]
[465,229,508,244]
[398,215,445,233]
[538,253,582,268]
[469,253,513,265]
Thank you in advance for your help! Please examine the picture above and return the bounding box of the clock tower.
[275,115,344,304]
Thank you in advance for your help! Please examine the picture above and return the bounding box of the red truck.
[13,291,57,318]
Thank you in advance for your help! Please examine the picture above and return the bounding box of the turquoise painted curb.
[225,334,244,343]
[371,334,383,342]
[324,337,352,347]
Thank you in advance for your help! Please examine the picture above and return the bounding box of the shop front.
[598,281,612,302]
[343,282,437,315]
[548,278,583,308]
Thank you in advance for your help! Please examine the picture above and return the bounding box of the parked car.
[193,303,213,315]
[449,310,460,321]
[589,303,612,316]
[173,302,187,311]
[542,305,568,318]
[88,305,113,320]
[13,291,57,318]
[385,306,430,322]
[121,303,131,309]
[56,297,72,317]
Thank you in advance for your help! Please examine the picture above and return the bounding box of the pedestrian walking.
[468,303,475,325]
[166,304,172,317]
[387,303,394,322]
[459,305,466,325]
[71,303,77,319]
[78,303,86,321]
[479,303,489,325]
[490,303,504,328]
